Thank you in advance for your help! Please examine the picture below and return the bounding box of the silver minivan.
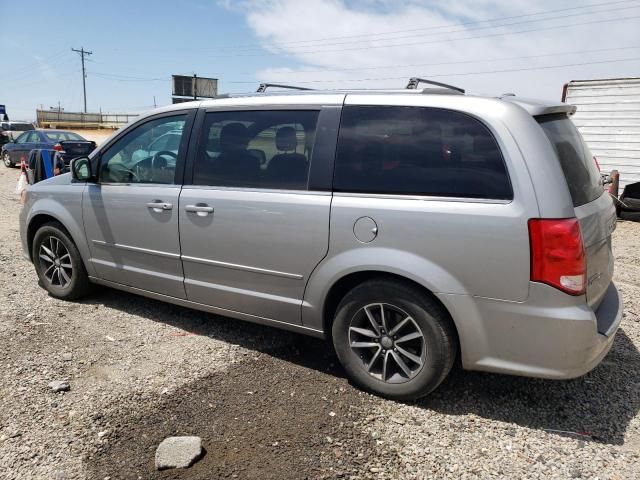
[19,81,623,400]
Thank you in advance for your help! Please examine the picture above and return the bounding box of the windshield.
[537,114,603,207]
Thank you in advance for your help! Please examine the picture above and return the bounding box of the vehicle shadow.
[81,288,640,446]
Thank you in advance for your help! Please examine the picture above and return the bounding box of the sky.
[0,0,639,121]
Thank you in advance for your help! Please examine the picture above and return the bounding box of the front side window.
[193,110,319,190]
[99,115,186,184]
[333,106,512,199]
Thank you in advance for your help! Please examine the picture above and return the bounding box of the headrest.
[220,123,249,152]
[276,126,297,152]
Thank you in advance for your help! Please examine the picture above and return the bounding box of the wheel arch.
[26,210,94,276]
[319,270,460,354]
[27,213,70,259]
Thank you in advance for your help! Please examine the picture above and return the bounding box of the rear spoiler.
[500,96,577,116]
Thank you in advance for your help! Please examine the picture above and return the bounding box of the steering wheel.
[152,150,178,165]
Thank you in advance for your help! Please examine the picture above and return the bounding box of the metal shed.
[562,77,640,191]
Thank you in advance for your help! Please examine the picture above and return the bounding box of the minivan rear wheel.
[32,223,91,300]
[332,279,457,400]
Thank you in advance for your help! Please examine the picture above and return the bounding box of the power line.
[79,45,640,84]
[166,13,640,58]
[232,56,640,85]
[106,0,637,54]
[218,1,640,53]
[243,45,640,76]
[89,71,167,82]
[237,0,638,48]
[72,47,92,113]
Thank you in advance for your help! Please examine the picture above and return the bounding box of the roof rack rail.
[256,83,315,93]
[406,77,465,94]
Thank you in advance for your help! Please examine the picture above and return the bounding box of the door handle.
[146,202,173,211]
[185,204,214,216]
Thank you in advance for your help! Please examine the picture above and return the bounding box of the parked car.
[2,129,96,168]
[0,120,35,149]
[130,129,183,164]
[19,81,622,400]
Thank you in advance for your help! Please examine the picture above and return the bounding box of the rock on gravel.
[48,380,70,392]
[155,436,203,470]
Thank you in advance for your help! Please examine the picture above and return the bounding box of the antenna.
[406,77,465,94]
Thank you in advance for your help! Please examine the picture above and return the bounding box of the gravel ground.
[0,164,639,479]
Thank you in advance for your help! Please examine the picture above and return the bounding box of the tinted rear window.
[333,106,512,199]
[537,114,603,207]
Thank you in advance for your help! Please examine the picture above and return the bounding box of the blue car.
[2,129,96,168]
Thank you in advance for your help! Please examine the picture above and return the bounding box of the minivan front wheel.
[32,223,90,300]
[332,279,457,400]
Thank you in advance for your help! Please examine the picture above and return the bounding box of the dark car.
[2,129,96,168]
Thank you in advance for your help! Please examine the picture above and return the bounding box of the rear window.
[8,123,34,132]
[333,106,512,199]
[537,114,603,207]
[45,132,84,141]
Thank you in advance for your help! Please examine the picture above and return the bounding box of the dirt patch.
[84,341,385,480]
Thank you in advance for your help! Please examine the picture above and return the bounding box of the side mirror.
[71,157,93,182]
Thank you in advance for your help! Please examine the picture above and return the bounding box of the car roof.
[144,87,575,119]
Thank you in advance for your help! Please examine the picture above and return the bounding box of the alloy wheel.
[3,152,11,167]
[38,236,73,288]
[348,303,426,384]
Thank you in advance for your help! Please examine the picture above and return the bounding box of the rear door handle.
[185,204,214,216]
[146,202,173,211]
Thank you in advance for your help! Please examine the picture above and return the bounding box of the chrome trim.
[184,277,301,305]
[181,255,303,280]
[92,240,303,279]
[88,276,325,339]
[91,240,181,259]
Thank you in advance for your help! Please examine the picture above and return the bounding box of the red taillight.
[53,143,65,152]
[593,156,601,172]
[528,218,586,295]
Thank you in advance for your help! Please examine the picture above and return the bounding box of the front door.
[82,112,194,298]
[178,109,332,323]
[10,131,39,164]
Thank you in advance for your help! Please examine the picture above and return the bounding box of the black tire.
[331,279,457,401]
[32,222,91,300]
[2,151,14,168]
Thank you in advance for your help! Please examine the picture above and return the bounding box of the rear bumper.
[438,281,623,379]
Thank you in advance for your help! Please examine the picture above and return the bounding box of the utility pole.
[72,47,92,113]
[193,73,197,100]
